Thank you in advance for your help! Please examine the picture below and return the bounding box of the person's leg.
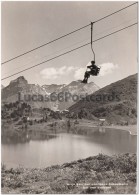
[82,77,87,83]
[84,78,88,83]
[82,72,86,83]
[82,70,91,83]
[82,72,89,83]
[81,79,86,83]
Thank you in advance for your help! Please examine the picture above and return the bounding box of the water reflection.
[1,127,137,168]
[2,130,57,145]
[65,126,136,154]
[98,126,106,133]
[82,128,136,154]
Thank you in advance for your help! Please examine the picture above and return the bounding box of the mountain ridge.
[69,73,137,125]
[2,76,100,110]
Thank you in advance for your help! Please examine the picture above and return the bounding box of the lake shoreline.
[2,119,137,136]
[29,120,137,136]
[1,153,136,194]
[105,125,137,135]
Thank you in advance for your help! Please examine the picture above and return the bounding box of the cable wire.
[1,24,90,65]
[93,2,137,24]
[3,17,137,76]
[2,22,137,81]
[1,2,137,65]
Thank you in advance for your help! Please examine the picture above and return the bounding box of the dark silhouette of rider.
[82,61,97,83]
[87,61,97,71]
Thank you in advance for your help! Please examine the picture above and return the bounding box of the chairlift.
[82,22,100,83]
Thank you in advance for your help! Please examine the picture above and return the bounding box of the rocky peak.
[10,76,28,86]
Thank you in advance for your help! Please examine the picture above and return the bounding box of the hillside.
[2,153,136,194]
[69,74,137,125]
[2,76,99,110]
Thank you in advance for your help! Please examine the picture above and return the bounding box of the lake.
[1,128,136,168]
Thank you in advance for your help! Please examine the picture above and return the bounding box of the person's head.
[91,60,95,65]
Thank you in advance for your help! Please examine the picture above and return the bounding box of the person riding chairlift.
[82,61,99,83]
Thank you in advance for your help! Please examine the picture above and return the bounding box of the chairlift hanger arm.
[91,22,95,62]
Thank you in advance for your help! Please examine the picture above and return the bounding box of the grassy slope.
[2,153,136,194]
[69,74,137,125]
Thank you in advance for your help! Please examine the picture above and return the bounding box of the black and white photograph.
[1,1,138,194]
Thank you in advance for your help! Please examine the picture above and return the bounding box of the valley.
[1,73,137,194]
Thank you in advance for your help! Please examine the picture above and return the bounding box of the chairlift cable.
[1,2,137,65]
[1,22,137,81]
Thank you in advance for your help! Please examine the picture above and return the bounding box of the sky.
[1,1,138,88]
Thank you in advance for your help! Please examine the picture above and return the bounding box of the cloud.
[40,66,75,79]
[99,63,119,76]
[74,67,86,80]
[74,62,119,79]
[40,62,118,81]
[74,61,91,80]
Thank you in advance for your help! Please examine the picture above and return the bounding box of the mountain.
[54,80,99,110]
[2,76,99,110]
[57,80,99,95]
[69,74,137,125]
[2,76,47,106]
[42,84,66,94]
